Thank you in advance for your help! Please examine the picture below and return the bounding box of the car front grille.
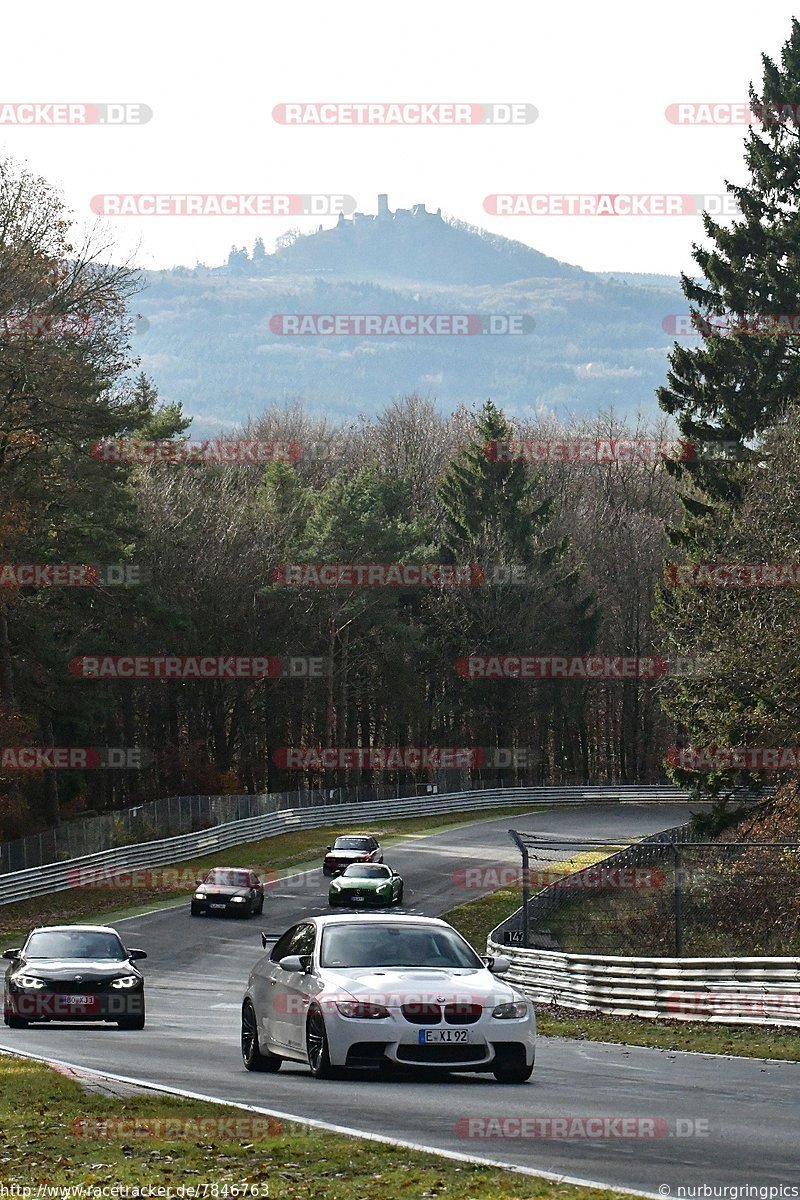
[396,1044,488,1064]
[38,979,109,993]
[401,1002,483,1025]
[401,1003,442,1024]
[444,1003,482,1024]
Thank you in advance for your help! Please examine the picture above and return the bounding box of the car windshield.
[320,924,483,969]
[24,930,126,960]
[333,838,372,851]
[342,865,390,879]
[203,868,252,887]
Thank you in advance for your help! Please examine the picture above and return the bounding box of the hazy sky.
[3,0,798,276]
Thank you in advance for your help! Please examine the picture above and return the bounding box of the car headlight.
[376,882,391,891]
[492,1001,529,1019]
[230,896,246,903]
[111,976,139,989]
[330,881,342,889]
[335,1001,390,1019]
[194,891,206,899]
[12,975,45,989]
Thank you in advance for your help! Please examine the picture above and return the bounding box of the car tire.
[5,1014,28,1029]
[395,884,404,905]
[256,897,264,914]
[306,1005,337,1079]
[492,1063,533,1084]
[241,1001,282,1072]
[190,905,201,916]
[117,1015,146,1030]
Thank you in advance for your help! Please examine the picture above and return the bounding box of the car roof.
[309,913,448,929]
[333,833,378,840]
[27,924,123,935]
[204,865,254,871]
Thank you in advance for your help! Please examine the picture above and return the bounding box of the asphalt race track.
[3,802,799,1195]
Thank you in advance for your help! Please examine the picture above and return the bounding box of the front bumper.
[191,897,251,916]
[329,888,393,906]
[4,986,145,1022]
[324,1010,536,1070]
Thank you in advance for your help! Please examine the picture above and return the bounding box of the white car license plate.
[350,896,364,903]
[209,903,226,909]
[419,1029,474,1044]
[66,995,96,1007]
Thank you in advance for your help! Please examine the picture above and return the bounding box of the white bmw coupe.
[241,913,535,1082]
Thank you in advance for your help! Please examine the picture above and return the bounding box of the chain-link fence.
[0,781,444,874]
[501,823,800,957]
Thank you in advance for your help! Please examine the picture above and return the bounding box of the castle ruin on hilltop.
[337,194,443,227]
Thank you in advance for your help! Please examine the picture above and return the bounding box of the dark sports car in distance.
[3,924,147,1029]
[329,863,404,907]
[322,834,383,876]
[191,867,265,917]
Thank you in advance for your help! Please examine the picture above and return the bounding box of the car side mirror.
[2,949,20,960]
[486,954,511,975]
[326,845,332,852]
[128,949,147,960]
[278,954,310,973]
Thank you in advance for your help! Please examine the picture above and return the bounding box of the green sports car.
[328,863,404,907]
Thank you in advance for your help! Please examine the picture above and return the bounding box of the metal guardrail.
[485,939,800,1027]
[0,784,686,906]
[488,801,800,1027]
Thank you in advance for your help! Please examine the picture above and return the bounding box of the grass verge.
[1,1052,630,1198]
[0,803,550,942]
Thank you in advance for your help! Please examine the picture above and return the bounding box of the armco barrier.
[484,939,800,1027]
[0,784,685,906]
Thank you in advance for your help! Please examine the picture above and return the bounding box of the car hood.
[197,885,249,896]
[319,966,520,1007]
[331,876,390,889]
[9,958,137,979]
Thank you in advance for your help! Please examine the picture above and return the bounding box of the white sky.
[2,0,797,276]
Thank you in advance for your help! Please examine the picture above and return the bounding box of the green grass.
[0,803,551,943]
[537,1006,800,1061]
[0,1053,632,1199]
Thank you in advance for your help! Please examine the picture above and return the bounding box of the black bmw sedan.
[3,924,147,1029]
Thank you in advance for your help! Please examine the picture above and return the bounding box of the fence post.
[510,830,530,949]
[673,843,683,957]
